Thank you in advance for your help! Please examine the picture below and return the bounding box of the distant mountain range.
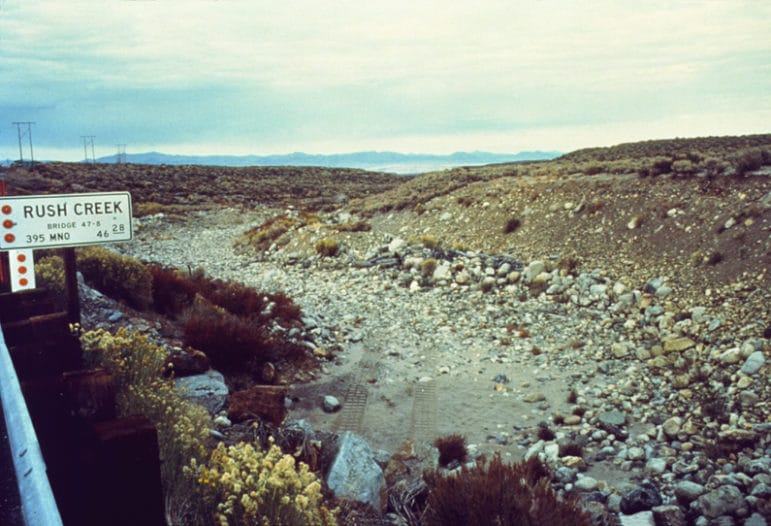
[92,150,561,174]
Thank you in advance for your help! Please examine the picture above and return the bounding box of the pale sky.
[1,0,769,161]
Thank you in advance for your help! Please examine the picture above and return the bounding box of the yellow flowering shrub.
[188,440,338,526]
[34,254,66,309]
[80,328,210,501]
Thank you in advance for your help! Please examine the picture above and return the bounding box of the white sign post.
[8,249,35,292]
[0,191,133,320]
[0,192,133,250]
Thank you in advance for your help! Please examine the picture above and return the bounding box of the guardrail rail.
[0,288,165,526]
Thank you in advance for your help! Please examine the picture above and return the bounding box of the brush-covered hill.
[2,134,769,316]
[262,134,770,321]
[1,161,407,211]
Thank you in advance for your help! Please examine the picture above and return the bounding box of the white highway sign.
[0,192,133,249]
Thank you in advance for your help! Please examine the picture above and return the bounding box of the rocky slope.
[112,189,769,524]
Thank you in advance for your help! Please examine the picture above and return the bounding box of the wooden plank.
[1,312,71,344]
[84,416,165,526]
[62,368,116,423]
[0,289,55,321]
[9,339,81,381]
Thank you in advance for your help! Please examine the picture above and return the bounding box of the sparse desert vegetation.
[2,133,770,525]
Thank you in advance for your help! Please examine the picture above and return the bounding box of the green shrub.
[701,157,729,179]
[187,440,338,525]
[645,156,674,177]
[732,149,764,177]
[672,159,696,176]
[315,238,340,257]
[582,162,604,175]
[77,246,153,310]
[422,454,592,526]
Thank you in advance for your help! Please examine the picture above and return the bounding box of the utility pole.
[11,122,35,168]
[115,144,127,164]
[81,135,96,164]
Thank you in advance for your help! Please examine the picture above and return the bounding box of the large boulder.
[174,369,228,414]
[327,432,386,511]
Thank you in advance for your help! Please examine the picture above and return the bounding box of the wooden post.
[62,248,80,326]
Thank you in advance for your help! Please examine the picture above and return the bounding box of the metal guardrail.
[0,325,63,526]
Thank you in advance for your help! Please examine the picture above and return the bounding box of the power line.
[115,144,127,164]
[11,122,35,168]
[80,135,96,164]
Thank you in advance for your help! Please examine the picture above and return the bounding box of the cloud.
[1,0,769,159]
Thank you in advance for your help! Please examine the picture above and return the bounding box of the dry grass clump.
[73,253,308,381]
[132,201,168,217]
[557,253,582,275]
[418,234,440,250]
[433,434,468,467]
[149,264,301,323]
[146,264,199,317]
[183,296,306,378]
[503,216,522,234]
[420,258,438,278]
[79,328,211,515]
[77,246,153,310]
[236,209,323,253]
[186,439,338,526]
[315,237,340,257]
[421,454,592,526]
[237,214,298,252]
[334,220,372,232]
[190,273,301,323]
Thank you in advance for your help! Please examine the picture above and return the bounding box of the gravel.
[112,206,770,525]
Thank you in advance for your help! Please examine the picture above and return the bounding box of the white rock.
[740,351,765,375]
[719,347,742,364]
[322,395,342,413]
[619,511,654,526]
[455,270,471,285]
[574,476,599,491]
[543,443,560,463]
[523,260,546,283]
[388,237,406,255]
[433,262,452,282]
[662,416,682,438]
[213,415,232,427]
[645,458,667,474]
